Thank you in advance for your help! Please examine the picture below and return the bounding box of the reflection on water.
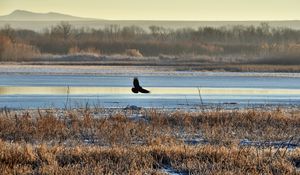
[0,94,299,109]
[0,74,300,109]
[1,86,300,95]
[1,74,300,89]
[0,86,300,109]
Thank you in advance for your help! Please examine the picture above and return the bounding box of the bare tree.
[51,22,73,40]
[0,24,16,42]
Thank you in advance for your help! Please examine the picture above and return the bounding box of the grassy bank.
[0,108,299,174]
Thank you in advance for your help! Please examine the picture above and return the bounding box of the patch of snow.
[239,139,300,150]
[184,138,208,145]
[161,166,189,175]
[124,105,142,110]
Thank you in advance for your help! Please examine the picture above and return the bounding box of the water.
[0,74,299,88]
[0,74,300,109]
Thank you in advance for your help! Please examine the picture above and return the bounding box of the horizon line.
[0,9,299,21]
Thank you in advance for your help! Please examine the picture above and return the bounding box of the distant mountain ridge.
[1,10,300,31]
[0,10,100,21]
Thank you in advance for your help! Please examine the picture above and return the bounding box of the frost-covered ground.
[7,107,300,151]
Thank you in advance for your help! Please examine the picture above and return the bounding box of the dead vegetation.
[0,108,299,174]
[1,22,300,67]
[175,64,300,72]
[68,46,101,57]
[0,35,41,61]
[0,108,299,145]
[125,49,143,57]
[0,141,299,175]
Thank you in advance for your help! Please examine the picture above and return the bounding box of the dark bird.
[131,77,150,94]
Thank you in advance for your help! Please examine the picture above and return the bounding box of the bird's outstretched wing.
[133,77,140,88]
[139,88,150,93]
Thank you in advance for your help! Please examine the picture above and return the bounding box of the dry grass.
[1,108,299,145]
[125,49,143,57]
[0,108,299,174]
[0,35,41,61]
[68,46,101,57]
[0,141,299,174]
[176,64,300,72]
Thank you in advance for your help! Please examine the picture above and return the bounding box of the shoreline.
[1,64,300,77]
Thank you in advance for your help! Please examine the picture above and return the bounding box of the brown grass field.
[0,108,300,174]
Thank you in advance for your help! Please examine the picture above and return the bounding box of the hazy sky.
[1,0,299,20]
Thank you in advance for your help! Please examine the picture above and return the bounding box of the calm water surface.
[0,74,300,109]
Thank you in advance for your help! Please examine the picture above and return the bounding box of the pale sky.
[0,0,299,20]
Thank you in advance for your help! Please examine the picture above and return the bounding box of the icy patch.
[239,139,300,150]
[128,113,148,122]
[184,138,208,145]
[124,105,142,110]
[161,166,189,175]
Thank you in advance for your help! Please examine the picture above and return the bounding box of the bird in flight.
[131,77,150,94]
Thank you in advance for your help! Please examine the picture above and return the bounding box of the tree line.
[1,22,300,61]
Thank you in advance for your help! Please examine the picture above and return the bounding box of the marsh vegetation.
[0,107,299,174]
[0,22,300,69]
